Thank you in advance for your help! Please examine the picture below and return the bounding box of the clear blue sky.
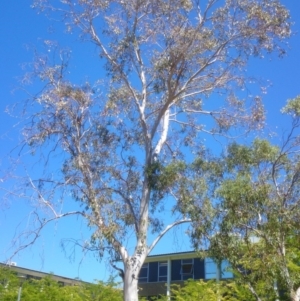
[0,0,300,283]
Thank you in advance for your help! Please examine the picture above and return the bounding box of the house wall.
[138,253,233,299]
[138,257,205,298]
[139,282,170,298]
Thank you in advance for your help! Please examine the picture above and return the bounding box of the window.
[158,261,167,282]
[181,259,194,280]
[26,275,41,281]
[139,263,148,283]
[205,258,234,280]
[221,260,233,279]
[58,281,65,287]
[205,258,217,279]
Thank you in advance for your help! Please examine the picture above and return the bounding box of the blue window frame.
[221,260,233,279]
[205,258,217,279]
[205,258,234,279]
[139,263,148,283]
[181,259,194,280]
[158,261,167,282]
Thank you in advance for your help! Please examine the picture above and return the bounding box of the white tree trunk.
[123,267,139,301]
[292,287,300,301]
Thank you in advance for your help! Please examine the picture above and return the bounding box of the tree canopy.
[191,96,300,301]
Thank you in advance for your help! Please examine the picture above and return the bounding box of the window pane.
[140,268,148,278]
[205,258,217,279]
[181,259,194,280]
[158,261,168,281]
[139,263,148,282]
[206,262,217,274]
[221,260,233,279]
[139,277,148,283]
[205,272,217,279]
[182,264,193,274]
[159,265,167,276]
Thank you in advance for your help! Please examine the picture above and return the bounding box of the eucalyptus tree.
[191,97,300,301]
[4,0,291,300]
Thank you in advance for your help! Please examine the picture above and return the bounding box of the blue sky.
[0,0,300,283]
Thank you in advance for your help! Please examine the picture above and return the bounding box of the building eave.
[0,262,89,285]
[145,251,200,262]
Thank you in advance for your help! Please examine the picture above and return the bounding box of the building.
[138,252,233,300]
[0,262,86,286]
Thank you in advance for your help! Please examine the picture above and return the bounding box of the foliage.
[0,268,122,301]
[191,96,300,301]
[78,281,122,301]
[3,0,292,300]
[0,267,20,301]
[156,279,254,301]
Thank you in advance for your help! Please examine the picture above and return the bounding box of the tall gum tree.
[3,0,291,300]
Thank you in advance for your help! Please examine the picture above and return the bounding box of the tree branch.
[148,218,191,254]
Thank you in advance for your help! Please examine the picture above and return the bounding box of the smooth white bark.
[123,265,139,301]
[292,287,300,301]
